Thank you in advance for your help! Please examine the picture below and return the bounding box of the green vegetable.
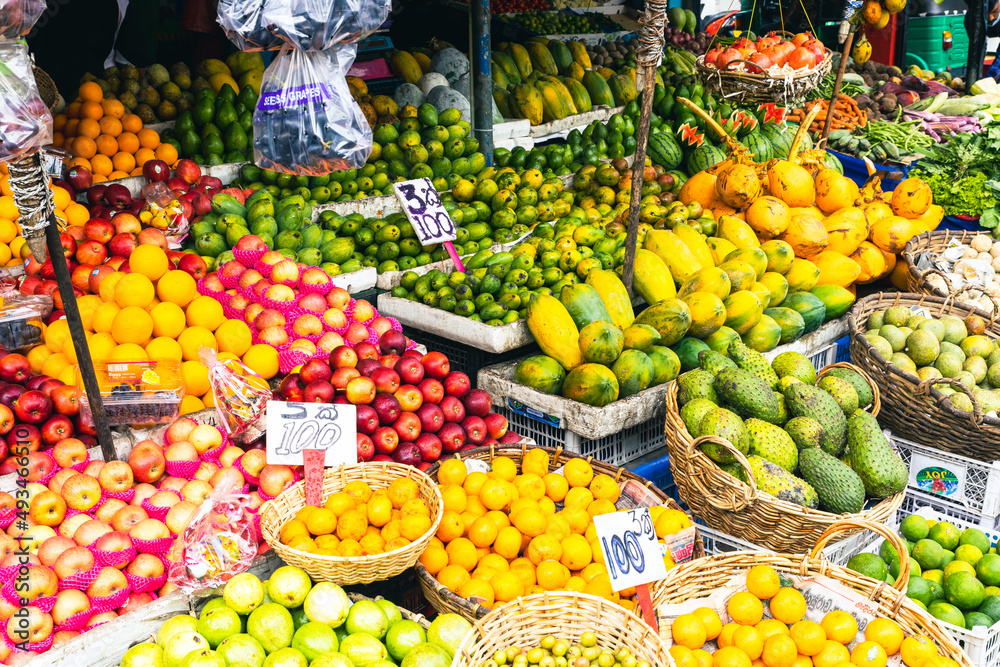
[910,170,996,218]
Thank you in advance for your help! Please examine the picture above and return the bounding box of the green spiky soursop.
[719,462,748,483]
[698,349,737,376]
[847,411,907,499]
[698,407,748,464]
[816,376,859,416]
[770,351,817,385]
[783,382,848,457]
[680,398,717,436]
[821,367,874,409]
[798,447,865,514]
[677,369,718,406]
[784,416,824,450]
[714,367,783,424]
[728,339,779,389]
[746,456,819,509]
[745,419,797,472]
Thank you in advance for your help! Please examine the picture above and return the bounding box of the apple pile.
[278,329,520,469]
[1,416,297,658]
[704,32,827,72]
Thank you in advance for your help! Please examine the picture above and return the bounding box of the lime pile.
[479,632,651,667]
[848,513,1000,630]
[117,566,473,667]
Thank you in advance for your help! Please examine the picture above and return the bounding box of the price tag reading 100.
[392,177,457,246]
[592,508,669,592]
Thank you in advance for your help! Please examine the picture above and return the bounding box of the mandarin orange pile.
[55,81,177,182]
[667,564,956,667]
[278,478,434,557]
[417,451,692,612]
[32,243,277,414]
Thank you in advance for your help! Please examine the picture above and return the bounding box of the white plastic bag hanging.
[0,0,46,38]
[0,41,52,163]
[217,0,283,51]
[252,44,372,176]
[262,0,391,50]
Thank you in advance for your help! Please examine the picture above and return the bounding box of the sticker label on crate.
[910,451,966,500]
[593,508,669,591]
[505,398,564,429]
[266,401,358,466]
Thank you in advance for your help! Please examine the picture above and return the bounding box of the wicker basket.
[415,442,704,622]
[651,519,973,667]
[665,362,904,554]
[695,49,833,105]
[451,591,669,667]
[259,461,443,585]
[903,229,996,299]
[848,290,1000,461]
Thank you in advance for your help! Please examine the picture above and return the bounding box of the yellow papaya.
[681,292,727,338]
[672,222,715,269]
[716,215,761,249]
[822,207,869,256]
[585,269,634,329]
[813,251,862,288]
[389,51,422,85]
[526,294,583,370]
[509,84,544,125]
[632,249,677,304]
[566,40,592,69]
[525,41,558,75]
[678,267,732,300]
[644,229,703,284]
[706,237,739,266]
[784,258,821,292]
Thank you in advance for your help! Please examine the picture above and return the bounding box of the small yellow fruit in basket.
[693,607,723,640]
[733,626,764,660]
[851,640,888,667]
[789,620,826,656]
[820,610,858,644]
[770,587,807,624]
[864,618,905,655]
[728,591,765,626]
[899,635,939,666]
[761,634,798,667]
[672,613,708,650]
[746,564,781,599]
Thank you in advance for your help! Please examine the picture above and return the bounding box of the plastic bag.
[263,0,390,50]
[202,348,269,444]
[141,181,190,247]
[253,44,372,176]
[217,0,283,51]
[0,41,52,163]
[168,478,259,591]
[0,0,46,38]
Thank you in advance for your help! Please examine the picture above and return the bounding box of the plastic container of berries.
[76,360,185,426]
[0,293,52,352]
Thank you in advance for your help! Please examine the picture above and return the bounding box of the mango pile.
[675,346,907,512]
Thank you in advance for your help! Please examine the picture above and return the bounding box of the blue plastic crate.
[365,77,404,96]
[828,149,908,192]
[835,335,850,363]
[629,451,673,492]
[938,215,985,232]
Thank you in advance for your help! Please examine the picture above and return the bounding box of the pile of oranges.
[55,81,178,182]
[0,167,85,265]
[278,478,435,557]
[668,564,954,667]
[417,451,692,612]
[34,243,278,414]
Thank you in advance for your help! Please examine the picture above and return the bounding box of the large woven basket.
[696,49,832,105]
[259,461,443,585]
[415,442,704,622]
[848,290,1000,461]
[665,362,904,554]
[651,519,973,667]
[903,228,996,299]
[451,592,670,667]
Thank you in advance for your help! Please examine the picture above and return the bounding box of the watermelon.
[741,131,773,163]
[760,123,795,159]
[685,144,726,174]
[824,151,844,174]
[648,132,683,170]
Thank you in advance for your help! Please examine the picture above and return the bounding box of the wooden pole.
[820,31,855,146]
[620,64,658,297]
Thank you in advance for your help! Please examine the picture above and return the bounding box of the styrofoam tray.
[523,105,626,141]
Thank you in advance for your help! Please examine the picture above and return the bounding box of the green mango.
[215,100,237,129]
[223,121,248,152]
[225,224,250,248]
[300,224,323,248]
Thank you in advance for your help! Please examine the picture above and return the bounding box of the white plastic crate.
[895,489,1000,530]
[696,520,880,566]
[861,505,1000,667]
[495,400,664,467]
[886,432,1000,521]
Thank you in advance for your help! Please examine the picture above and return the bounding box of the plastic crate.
[887,432,1000,521]
[494,401,665,467]
[895,489,1000,530]
[627,448,673,492]
[695,520,880,566]
[364,77,404,96]
[344,568,430,617]
[806,341,838,371]
[835,335,850,363]
[408,329,538,389]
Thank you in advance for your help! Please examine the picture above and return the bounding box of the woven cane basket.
[259,461,443,585]
[903,229,997,299]
[415,442,704,622]
[451,592,670,667]
[848,290,1000,461]
[664,362,904,554]
[650,519,973,667]
[695,48,832,105]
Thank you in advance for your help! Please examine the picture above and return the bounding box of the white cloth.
[103,0,133,68]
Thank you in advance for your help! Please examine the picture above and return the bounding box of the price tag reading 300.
[393,177,457,246]
[592,508,668,591]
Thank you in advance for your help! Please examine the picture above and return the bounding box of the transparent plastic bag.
[0,0,46,38]
[263,0,390,50]
[202,348,269,444]
[141,181,190,246]
[168,478,259,591]
[217,0,283,51]
[0,41,52,163]
[252,44,372,176]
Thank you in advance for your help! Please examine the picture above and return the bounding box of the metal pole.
[471,0,494,164]
[820,31,854,146]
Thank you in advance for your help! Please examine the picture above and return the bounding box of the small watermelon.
[649,131,683,170]
[741,131,773,163]
[685,144,726,174]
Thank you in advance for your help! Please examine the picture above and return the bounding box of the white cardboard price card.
[266,401,358,466]
[393,177,457,246]
[593,508,669,592]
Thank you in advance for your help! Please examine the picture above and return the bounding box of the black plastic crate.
[407,329,538,389]
[344,568,430,617]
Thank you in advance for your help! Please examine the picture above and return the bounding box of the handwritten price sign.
[593,508,668,591]
[265,401,357,466]
[393,178,457,246]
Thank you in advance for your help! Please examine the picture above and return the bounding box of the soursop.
[746,456,819,509]
[698,407,748,464]
[798,447,866,514]
[728,339,780,389]
[784,416,825,450]
[770,351,818,385]
[699,349,737,376]
[745,418,798,472]
[822,367,874,409]
[714,367,783,424]
[783,382,848,457]
[680,398,716,436]
[677,369,717,406]
[847,411,907,498]
[816,376,859,416]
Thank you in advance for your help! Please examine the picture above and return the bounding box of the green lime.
[900,515,930,542]
[906,575,933,606]
[927,579,945,603]
[879,539,900,564]
[929,521,962,550]
[912,539,945,570]
[847,553,889,582]
[940,549,956,567]
[944,571,986,610]
[955,544,984,567]
[977,553,1000,586]
[945,560,976,579]
[961,528,993,553]
[987,585,1000,596]
[923,569,944,585]
[291,622,338,661]
[965,611,994,629]
[978,594,1000,623]
[928,600,967,628]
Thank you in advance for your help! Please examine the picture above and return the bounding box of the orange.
[117,131,139,154]
[490,571,525,603]
[137,128,160,149]
[215,319,252,356]
[489,456,517,482]
[101,98,125,119]
[53,114,66,132]
[359,532,386,555]
[565,575,586,592]
[437,564,471,593]
[589,474,620,502]
[180,360,210,396]
[52,131,65,147]
[155,143,178,165]
[65,202,89,226]
[559,534,592,570]
[812,640,850,667]
[820,611,857,645]
[673,614,708,650]
[468,517,499,548]
[728,591,764,626]
[509,559,536,588]
[691,649,714,667]
[122,113,142,133]
[770,588,807,625]
[95,134,118,157]
[134,147,156,167]
[438,459,468,486]
[564,486,594,510]
[114,273,155,308]
[463,471,488,496]
[485,510,511,531]
[747,565,782,599]
[864,619,903,655]
[563,458,594,488]
[536,559,569,590]
[479,554,509,572]
[81,101,104,121]
[899,636,938,667]
[335,509,367,541]
[445,537,478,571]
[79,81,103,103]
[543,472,569,501]
[156,269,197,307]
[89,154,113,176]
[522,448,550,477]
[761,634,798,667]
[366,494,392,527]
[99,116,122,137]
[493,526,522,560]
[401,514,432,540]
[712,646,752,667]
[71,136,97,160]
[440,485,467,513]
[755,619,789,641]
[112,152,135,173]
[64,118,81,139]
[66,101,82,119]
[513,473,545,500]
[586,498,616,517]
[580,562,607,583]
[186,295,225,330]
[243,344,279,379]
[511,507,546,538]
[343,481,373,504]
[380,520,401,542]
[480,478,512,511]
[338,539,360,557]
[305,508,336,536]
[280,519,308,544]
[561,507,590,534]
[77,117,101,139]
[544,515,571,542]
[150,302,186,339]
[457,579,495,608]
[145,336,183,362]
[526,534,562,565]
[110,307,153,345]
[734,626,764,660]
[850,641,887,667]
[419,546,448,575]
[387,478,419,508]
[693,607,723,640]
[789,621,826,657]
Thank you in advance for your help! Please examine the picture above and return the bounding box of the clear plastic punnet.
[77,360,184,426]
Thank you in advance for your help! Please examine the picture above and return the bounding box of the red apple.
[439,395,466,423]
[303,380,334,403]
[372,426,399,455]
[414,433,442,463]
[177,254,208,279]
[438,423,466,453]
[415,403,444,434]
[394,356,425,385]
[174,159,202,184]
[444,372,471,399]
[421,352,450,380]
[418,378,444,405]
[40,415,73,445]
[15,390,53,425]
[370,367,400,394]
[484,413,509,439]
[0,354,31,384]
[393,412,422,442]
[461,416,487,445]
[356,404,378,435]
[357,434,374,462]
